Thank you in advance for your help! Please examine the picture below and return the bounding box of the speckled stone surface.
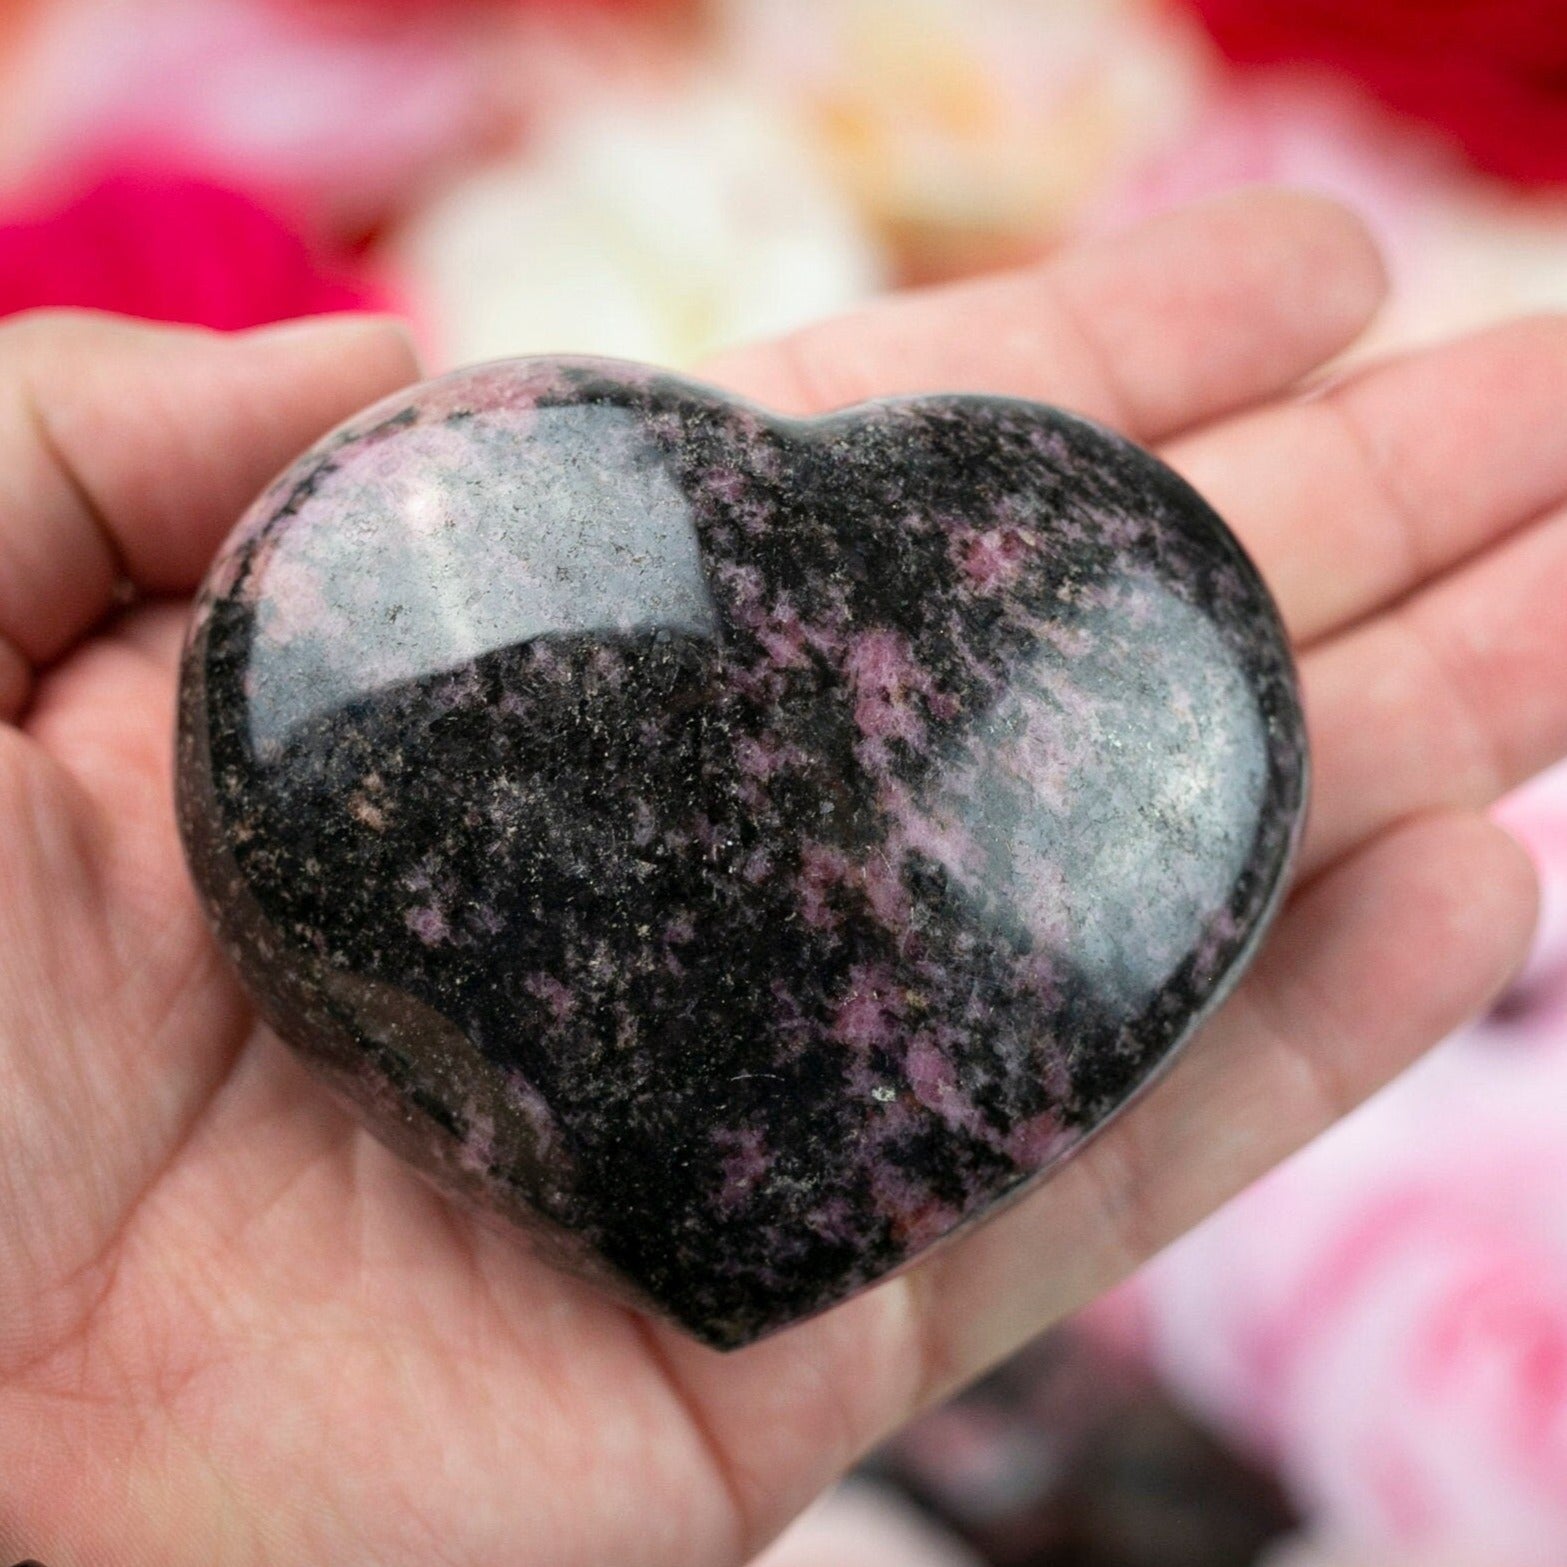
[177,357,1306,1348]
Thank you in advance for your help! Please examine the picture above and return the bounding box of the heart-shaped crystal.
[177,357,1306,1347]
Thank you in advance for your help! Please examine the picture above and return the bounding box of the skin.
[0,187,1561,1566]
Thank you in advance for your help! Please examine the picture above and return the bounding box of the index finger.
[0,310,419,718]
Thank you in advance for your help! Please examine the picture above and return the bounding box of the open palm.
[1,190,1561,1567]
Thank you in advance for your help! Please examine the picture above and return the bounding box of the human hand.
[0,188,1558,1566]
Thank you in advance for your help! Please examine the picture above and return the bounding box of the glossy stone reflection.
[177,357,1307,1348]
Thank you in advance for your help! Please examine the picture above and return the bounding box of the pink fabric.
[0,169,390,328]
[1134,764,1567,1564]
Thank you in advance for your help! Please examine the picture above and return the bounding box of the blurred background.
[2,1,1565,1563]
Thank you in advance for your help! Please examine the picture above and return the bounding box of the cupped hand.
[0,189,1558,1567]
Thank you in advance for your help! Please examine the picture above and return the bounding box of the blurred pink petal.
[266,0,661,17]
[0,169,392,329]
[0,0,497,236]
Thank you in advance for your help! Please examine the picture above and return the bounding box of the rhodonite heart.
[177,357,1306,1348]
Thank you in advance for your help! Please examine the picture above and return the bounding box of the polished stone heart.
[177,357,1306,1348]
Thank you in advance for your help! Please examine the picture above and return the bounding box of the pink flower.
[1,0,495,237]
[0,169,391,329]
[266,0,657,17]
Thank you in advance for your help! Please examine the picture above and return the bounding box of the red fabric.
[1180,0,1567,185]
[0,170,389,329]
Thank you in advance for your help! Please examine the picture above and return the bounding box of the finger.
[645,810,1536,1558]
[24,601,189,826]
[910,807,1537,1398]
[0,309,419,718]
[0,707,253,1364]
[1295,503,1567,881]
[750,1486,975,1567]
[20,603,215,842]
[702,187,1385,437]
[0,637,27,718]
[1166,314,1567,645]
